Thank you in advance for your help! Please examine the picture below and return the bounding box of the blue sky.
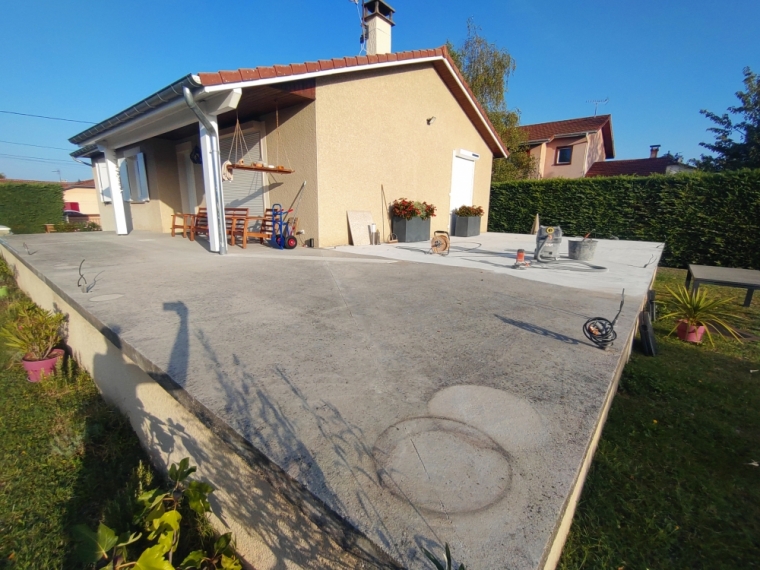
[1,0,758,181]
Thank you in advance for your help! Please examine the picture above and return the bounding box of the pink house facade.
[520,115,615,179]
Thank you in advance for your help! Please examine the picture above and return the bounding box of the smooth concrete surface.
[336,232,663,297]
[1,231,661,569]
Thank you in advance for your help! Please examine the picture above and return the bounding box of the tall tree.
[692,67,760,171]
[447,20,535,181]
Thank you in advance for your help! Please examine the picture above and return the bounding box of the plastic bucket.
[568,239,597,261]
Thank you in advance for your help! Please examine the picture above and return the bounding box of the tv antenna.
[586,97,609,116]
[348,0,367,55]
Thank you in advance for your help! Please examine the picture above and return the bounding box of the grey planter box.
[454,216,481,237]
[393,216,431,242]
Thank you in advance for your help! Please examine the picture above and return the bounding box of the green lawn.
[559,268,760,569]
[0,266,214,569]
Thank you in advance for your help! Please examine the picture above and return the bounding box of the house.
[585,145,696,177]
[519,115,615,179]
[69,1,507,251]
[62,179,101,221]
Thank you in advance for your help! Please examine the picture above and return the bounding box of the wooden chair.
[189,208,208,241]
[170,213,194,238]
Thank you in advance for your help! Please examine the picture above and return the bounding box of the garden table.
[685,264,760,307]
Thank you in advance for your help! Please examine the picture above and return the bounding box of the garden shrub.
[0,182,63,233]
[488,169,760,268]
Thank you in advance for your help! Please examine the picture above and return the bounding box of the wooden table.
[685,264,760,307]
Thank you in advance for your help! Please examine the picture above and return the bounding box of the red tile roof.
[520,115,614,159]
[586,157,691,177]
[520,115,610,141]
[197,46,507,158]
[62,179,95,189]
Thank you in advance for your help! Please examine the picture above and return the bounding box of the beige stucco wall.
[1,244,393,570]
[315,64,493,247]
[262,102,319,245]
[542,136,588,179]
[63,187,100,215]
[93,139,184,233]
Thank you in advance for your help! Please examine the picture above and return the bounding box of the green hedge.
[0,182,63,234]
[488,169,760,269]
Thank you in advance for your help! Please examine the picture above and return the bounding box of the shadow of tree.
[81,301,404,569]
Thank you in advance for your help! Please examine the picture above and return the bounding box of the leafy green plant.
[660,285,742,346]
[422,543,466,570]
[453,205,484,217]
[0,300,66,361]
[54,221,102,232]
[72,458,242,570]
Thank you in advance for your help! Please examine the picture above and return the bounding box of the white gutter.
[183,86,227,256]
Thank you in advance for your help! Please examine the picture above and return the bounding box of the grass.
[559,267,760,569]
[0,263,216,569]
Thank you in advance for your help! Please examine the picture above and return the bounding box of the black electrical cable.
[583,289,625,349]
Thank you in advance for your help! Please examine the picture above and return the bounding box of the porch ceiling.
[217,79,316,130]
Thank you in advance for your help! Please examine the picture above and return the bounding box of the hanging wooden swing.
[223,102,294,177]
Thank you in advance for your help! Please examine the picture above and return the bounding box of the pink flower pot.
[676,321,706,343]
[21,349,64,382]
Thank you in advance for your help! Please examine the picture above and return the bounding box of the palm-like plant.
[423,543,466,570]
[0,301,66,361]
[660,285,742,346]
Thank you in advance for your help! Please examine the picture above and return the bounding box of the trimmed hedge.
[488,169,760,269]
[0,182,63,234]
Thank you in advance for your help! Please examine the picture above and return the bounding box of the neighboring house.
[68,1,507,251]
[62,179,100,215]
[519,115,615,179]
[585,145,696,177]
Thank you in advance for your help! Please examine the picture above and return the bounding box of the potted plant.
[660,285,742,346]
[391,199,436,242]
[0,301,66,381]
[453,205,485,237]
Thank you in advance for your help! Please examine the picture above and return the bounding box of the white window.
[118,149,149,202]
[94,160,112,203]
[557,146,572,165]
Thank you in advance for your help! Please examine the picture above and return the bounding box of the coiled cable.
[583,289,625,349]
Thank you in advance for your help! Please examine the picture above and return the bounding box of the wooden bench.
[185,207,250,245]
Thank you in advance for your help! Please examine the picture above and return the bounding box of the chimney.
[363,0,395,56]
[649,145,661,159]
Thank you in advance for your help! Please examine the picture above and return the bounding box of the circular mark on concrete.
[89,294,124,302]
[373,417,511,514]
[428,385,546,451]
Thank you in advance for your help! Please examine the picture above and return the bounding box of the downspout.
[183,86,227,255]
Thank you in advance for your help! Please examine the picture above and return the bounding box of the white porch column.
[199,117,225,253]
[98,144,129,235]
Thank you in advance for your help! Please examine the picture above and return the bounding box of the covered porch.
[72,78,317,253]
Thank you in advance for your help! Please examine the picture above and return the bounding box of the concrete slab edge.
[540,271,657,570]
[0,240,404,570]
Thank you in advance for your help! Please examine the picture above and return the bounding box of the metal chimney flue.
[363,0,395,56]
[650,145,661,159]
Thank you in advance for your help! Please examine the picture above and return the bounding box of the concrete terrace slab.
[1,232,662,569]
[336,233,664,297]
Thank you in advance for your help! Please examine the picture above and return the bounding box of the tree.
[692,67,760,171]
[0,173,5,179]
[447,20,535,181]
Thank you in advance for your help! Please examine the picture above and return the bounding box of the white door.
[449,150,479,233]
